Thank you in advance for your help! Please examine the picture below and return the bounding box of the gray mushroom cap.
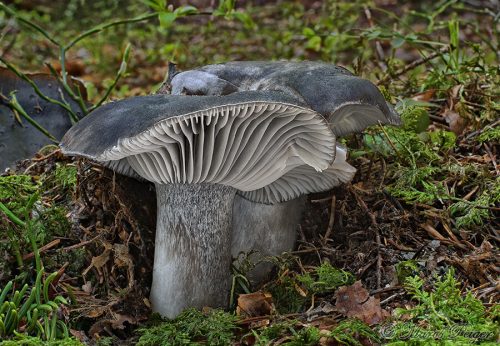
[60,91,338,202]
[171,61,400,136]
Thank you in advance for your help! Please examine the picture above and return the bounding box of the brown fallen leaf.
[334,281,389,325]
[82,241,112,284]
[236,292,274,318]
[448,240,495,284]
[443,108,467,135]
[88,313,137,338]
[412,89,436,102]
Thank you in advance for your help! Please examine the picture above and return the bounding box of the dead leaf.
[412,89,435,102]
[236,292,274,318]
[334,281,389,325]
[86,306,107,319]
[448,240,495,284]
[249,318,270,329]
[443,108,467,135]
[306,301,336,322]
[69,329,90,344]
[82,281,92,294]
[111,313,137,330]
[82,241,112,283]
[88,313,137,338]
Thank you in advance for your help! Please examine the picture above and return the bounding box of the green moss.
[478,126,500,143]
[0,175,38,216]
[285,326,321,346]
[268,276,307,314]
[40,206,71,239]
[383,268,498,344]
[297,262,354,294]
[330,319,380,345]
[395,260,420,285]
[52,164,77,191]
[251,320,297,345]
[251,321,321,346]
[401,106,431,133]
[137,308,238,346]
[95,336,116,346]
[428,130,457,151]
[449,178,500,228]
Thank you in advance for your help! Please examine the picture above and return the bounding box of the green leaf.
[143,0,167,12]
[233,11,254,29]
[391,36,405,48]
[215,0,235,17]
[302,27,315,38]
[174,5,198,17]
[306,36,322,51]
[159,11,177,28]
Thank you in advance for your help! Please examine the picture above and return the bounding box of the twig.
[0,56,79,123]
[364,6,387,71]
[322,195,336,245]
[483,143,499,176]
[64,13,157,51]
[310,196,333,203]
[32,149,62,162]
[44,62,88,115]
[377,46,450,85]
[22,239,61,260]
[350,187,383,288]
[89,44,131,111]
[1,92,58,142]
[61,235,100,252]
[371,285,402,295]
[380,292,405,305]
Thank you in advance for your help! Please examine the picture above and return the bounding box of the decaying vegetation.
[0,0,498,344]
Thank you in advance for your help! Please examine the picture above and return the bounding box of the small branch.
[64,13,157,50]
[350,187,383,289]
[364,6,387,71]
[89,44,131,111]
[45,62,88,115]
[322,195,336,245]
[0,56,79,123]
[22,239,61,260]
[377,46,450,85]
[61,235,100,252]
[1,92,58,142]
[483,143,499,176]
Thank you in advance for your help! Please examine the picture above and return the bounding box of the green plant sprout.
[0,203,70,341]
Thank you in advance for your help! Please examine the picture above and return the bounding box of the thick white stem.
[150,183,236,318]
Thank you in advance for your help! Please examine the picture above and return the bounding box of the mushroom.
[60,91,338,317]
[171,61,400,282]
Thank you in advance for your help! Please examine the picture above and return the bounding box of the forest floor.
[0,1,498,345]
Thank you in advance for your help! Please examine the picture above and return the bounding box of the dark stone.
[0,67,85,171]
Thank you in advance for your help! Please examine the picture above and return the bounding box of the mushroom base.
[151,183,236,318]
